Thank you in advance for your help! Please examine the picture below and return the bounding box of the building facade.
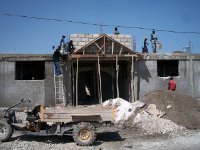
[0,34,199,107]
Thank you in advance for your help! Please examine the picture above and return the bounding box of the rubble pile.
[103,97,185,135]
[140,90,200,129]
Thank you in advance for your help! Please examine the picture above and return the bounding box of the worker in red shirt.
[168,76,176,91]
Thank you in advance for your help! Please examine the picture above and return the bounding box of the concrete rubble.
[103,98,185,135]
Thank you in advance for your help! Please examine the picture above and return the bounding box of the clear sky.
[0,0,200,54]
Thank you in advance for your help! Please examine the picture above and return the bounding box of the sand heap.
[140,90,200,129]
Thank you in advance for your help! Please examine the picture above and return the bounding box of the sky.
[0,0,200,54]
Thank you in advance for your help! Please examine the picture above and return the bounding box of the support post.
[112,42,114,54]
[76,58,79,106]
[131,56,135,102]
[98,56,102,103]
[116,55,119,98]
[72,61,75,106]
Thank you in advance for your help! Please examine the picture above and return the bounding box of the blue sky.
[0,0,200,54]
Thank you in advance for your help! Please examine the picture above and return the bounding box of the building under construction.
[0,34,200,107]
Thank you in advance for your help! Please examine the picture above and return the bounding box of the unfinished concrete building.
[0,34,200,107]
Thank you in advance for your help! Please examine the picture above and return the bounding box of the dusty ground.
[0,129,200,150]
[1,90,200,149]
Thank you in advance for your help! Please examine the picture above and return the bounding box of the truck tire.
[73,122,96,146]
[0,119,13,142]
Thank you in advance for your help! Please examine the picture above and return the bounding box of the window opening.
[15,61,45,80]
[157,60,178,77]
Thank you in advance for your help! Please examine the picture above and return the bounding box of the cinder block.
[125,35,132,38]
[81,38,89,42]
[93,34,100,38]
[70,34,78,38]
[79,42,86,46]
[77,34,86,38]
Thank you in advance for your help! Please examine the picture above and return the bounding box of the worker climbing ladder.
[54,74,66,106]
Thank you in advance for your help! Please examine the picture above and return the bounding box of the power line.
[1,13,200,35]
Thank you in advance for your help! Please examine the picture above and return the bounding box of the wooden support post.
[112,42,114,54]
[103,36,106,54]
[119,47,123,55]
[98,56,102,103]
[72,61,75,106]
[111,62,114,98]
[76,58,79,106]
[96,62,100,102]
[131,56,135,102]
[116,55,119,98]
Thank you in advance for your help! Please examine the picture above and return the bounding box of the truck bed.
[38,105,114,123]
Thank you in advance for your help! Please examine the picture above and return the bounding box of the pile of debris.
[140,90,200,129]
[103,97,185,135]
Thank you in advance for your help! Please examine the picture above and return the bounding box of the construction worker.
[168,76,176,91]
[142,37,149,53]
[114,27,120,35]
[60,35,66,53]
[53,46,62,76]
[150,30,158,53]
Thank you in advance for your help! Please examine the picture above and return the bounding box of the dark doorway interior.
[157,60,179,77]
[75,61,129,105]
[15,61,45,80]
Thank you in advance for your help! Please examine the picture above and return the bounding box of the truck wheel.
[73,122,96,146]
[0,119,13,142]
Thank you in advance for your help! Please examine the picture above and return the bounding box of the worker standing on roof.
[60,35,66,53]
[114,27,120,35]
[168,76,176,91]
[150,30,158,53]
[53,46,62,76]
[67,40,75,53]
[142,37,149,53]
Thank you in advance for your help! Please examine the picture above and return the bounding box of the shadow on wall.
[136,58,151,99]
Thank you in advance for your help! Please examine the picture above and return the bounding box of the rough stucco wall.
[137,57,200,100]
[192,60,200,99]
[44,61,55,106]
[0,61,45,107]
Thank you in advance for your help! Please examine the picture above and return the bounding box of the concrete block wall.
[69,34,133,50]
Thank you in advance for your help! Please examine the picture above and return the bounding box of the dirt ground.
[0,129,200,150]
[1,90,200,149]
[140,90,200,129]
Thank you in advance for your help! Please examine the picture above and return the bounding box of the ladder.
[54,74,66,106]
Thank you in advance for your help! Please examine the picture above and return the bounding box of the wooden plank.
[112,42,114,54]
[72,60,75,106]
[98,56,102,103]
[76,58,79,106]
[116,55,119,98]
[131,56,135,102]
[70,54,140,59]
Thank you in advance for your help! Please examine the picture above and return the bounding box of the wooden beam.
[112,42,114,54]
[131,56,135,102]
[70,54,140,59]
[96,62,100,102]
[103,35,106,54]
[98,56,102,103]
[116,55,119,98]
[76,58,79,106]
[72,61,75,106]
[119,47,123,55]
[111,62,114,98]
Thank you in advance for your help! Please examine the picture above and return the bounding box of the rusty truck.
[0,99,115,146]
